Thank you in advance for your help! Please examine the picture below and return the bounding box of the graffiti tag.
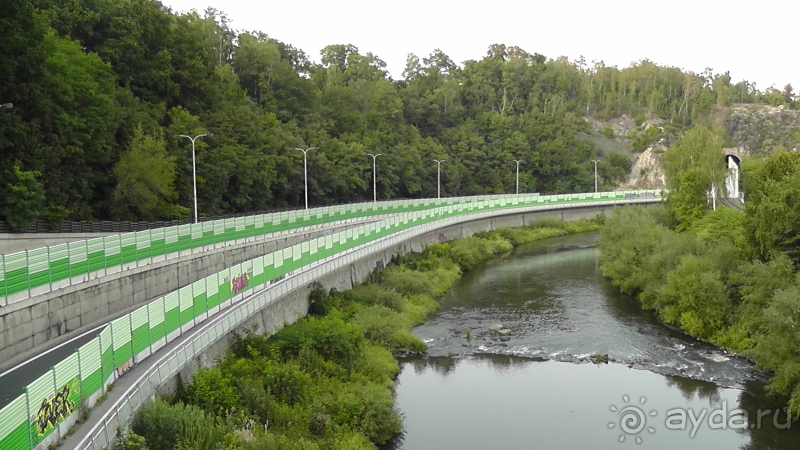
[35,384,74,436]
[230,273,251,294]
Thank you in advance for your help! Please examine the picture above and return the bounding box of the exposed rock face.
[724,104,800,154]
[620,147,667,189]
[584,105,800,191]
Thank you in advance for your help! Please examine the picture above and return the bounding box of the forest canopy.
[1,0,796,228]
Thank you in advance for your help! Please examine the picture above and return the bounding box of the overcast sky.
[164,0,797,92]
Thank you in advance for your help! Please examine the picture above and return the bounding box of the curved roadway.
[57,197,661,450]
[0,214,397,410]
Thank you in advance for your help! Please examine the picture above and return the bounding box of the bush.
[382,265,460,298]
[632,133,651,152]
[308,282,332,316]
[402,294,440,325]
[607,152,633,179]
[423,267,462,297]
[350,305,426,351]
[656,254,731,338]
[117,430,149,450]
[688,207,748,256]
[353,344,399,384]
[132,400,221,450]
[270,315,364,367]
[342,285,404,311]
[320,383,402,444]
[603,126,614,138]
[448,235,515,270]
[296,346,349,380]
[187,367,238,415]
[261,361,312,405]
[634,113,646,127]
[237,377,273,423]
[564,219,601,234]
[42,206,69,230]
[382,268,436,297]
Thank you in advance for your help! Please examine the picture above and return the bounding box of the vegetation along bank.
[114,218,600,450]
[598,126,800,419]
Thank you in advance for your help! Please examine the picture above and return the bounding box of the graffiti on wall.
[230,272,251,294]
[35,384,75,437]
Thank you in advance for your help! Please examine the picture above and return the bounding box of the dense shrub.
[449,236,513,270]
[401,293,440,325]
[382,266,461,299]
[350,305,425,352]
[319,383,402,444]
[269,315,364,367]
[132,400,221,450]
[341,285,404,311]
[188,367,238,415]
[353,344,399,384]
[262,361,312,405]
[382,268,436,296]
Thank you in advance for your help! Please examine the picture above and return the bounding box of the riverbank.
[387,231,797,450]
[116,218,601,450]
[597,204,800,418]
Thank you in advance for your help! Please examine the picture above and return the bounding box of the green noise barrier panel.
[0,191,662,450]
[1,196,514,305]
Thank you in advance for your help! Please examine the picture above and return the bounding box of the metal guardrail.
[0,199,424,234]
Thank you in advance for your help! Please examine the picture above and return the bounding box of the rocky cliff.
[585,105,800,190]
[724,104,800,154]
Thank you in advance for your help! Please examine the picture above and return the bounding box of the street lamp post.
[367,154,381,202]
[432,159,446,199]
[177,134,208,223]
[512,159,523,195]
[591,159,599,193]
[294,147,317,209]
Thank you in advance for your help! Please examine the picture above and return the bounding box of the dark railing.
[0,207,303,234]
[0,197,424,234]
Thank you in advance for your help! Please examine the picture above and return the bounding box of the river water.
[386,232,799,450]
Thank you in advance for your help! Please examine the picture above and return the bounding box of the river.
[385,232,799,449]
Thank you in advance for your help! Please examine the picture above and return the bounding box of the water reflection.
[389,233,800,450]
[407,354,545,379]
[664,376,722,405]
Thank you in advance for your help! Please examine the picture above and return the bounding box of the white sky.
[164,0,797,92]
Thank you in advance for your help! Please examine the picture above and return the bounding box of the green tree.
[663,126,727,229]
[187,367,238,415]
[112,126,188,220]
[0,164,46,231]
[657,254,730,339]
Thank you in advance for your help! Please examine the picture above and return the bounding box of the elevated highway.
[0,191,662,450]
[0,202,439,371]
